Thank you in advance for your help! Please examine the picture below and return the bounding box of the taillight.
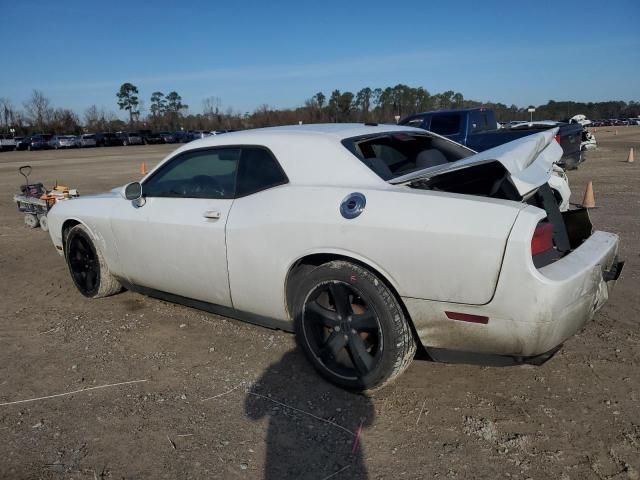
[555,134,561,144]
[531,222,557,267]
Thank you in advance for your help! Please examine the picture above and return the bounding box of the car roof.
[188,123,422,145]
[154,123,429,188]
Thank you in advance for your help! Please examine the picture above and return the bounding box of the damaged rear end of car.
[347,128,623,363]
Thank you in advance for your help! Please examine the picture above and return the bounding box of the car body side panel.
[226,185,523,323]
[47,193,125,277]
[109,196,234,306]
[404,206,619,357]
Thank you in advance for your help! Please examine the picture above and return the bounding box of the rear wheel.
[65,224,121,298]
[293,261,416,391]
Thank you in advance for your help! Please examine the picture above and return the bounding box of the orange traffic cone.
[140,162,147,175]
[582,181,596,208]
[627,147,635,163]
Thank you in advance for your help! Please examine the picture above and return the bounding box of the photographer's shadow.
[245,350,374,479]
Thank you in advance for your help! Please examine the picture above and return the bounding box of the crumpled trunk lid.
[390,128,562,198]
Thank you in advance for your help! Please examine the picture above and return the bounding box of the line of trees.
[1,82,639,136]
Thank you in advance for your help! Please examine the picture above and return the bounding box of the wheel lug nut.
[334,326,341,332]
[351,329,357,334]
[344,335,348,340]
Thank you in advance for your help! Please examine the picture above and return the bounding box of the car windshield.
[342,132,470,180]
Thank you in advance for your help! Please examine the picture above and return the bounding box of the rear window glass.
[429,114,461,135]
[342,132,469,180]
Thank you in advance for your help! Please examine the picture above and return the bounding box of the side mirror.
[122,182,142,200]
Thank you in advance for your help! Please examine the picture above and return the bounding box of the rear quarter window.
[236,147,288,197]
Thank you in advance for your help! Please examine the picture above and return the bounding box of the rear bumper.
[405,228,621,358]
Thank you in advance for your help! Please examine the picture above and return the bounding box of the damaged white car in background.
[571,114,598,151]
[45,124,623,390]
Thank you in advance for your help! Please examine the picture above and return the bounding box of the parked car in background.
[159,132,177,143]
[0,134,17,151]
[25,134,53,150]
[191,130,212,139]
[173,131,193,143]
[144,132,164,144]
[75,134,97,148]
[136,129,152,144]
[117,132,144,146]
[399,108,584,169]
[49,135,77,149]
[14,137,29,150]
[94,132,124,147]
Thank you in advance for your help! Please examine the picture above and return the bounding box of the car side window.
[143,148,241,199]
[405,118,425,128]
[429,114,461,136]
[235,147,288,197]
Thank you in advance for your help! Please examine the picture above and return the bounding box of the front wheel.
[293,261,416,391]
[65,224,122,298]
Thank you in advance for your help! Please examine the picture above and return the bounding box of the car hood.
[390,128,562,197]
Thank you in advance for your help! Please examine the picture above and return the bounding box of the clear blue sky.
[1,0,638,119]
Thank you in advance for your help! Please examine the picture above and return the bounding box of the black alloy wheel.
[67,232,100,297]
[301,280,383,382]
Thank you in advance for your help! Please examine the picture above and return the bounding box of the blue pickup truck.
[399,108,584,169]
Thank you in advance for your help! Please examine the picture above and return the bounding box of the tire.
[24,214,39,228]
[64,224,122,298]
[293,261,416,391]
[38,214,49,232]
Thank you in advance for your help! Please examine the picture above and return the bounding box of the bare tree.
[202,96,222,117]
[50,108,80,133]
[84,105,100,128]
[23,90,52,131]
[202,96,222,128]
[0,97,16,129]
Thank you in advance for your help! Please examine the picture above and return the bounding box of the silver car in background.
[49,135,77,149]
[119,132,144,146]
[76,134,97,148]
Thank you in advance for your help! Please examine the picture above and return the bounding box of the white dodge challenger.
[47,124,623,390]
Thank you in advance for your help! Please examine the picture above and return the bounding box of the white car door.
[110,147,241,307]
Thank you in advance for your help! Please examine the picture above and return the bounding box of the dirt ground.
[0,129,638,480]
